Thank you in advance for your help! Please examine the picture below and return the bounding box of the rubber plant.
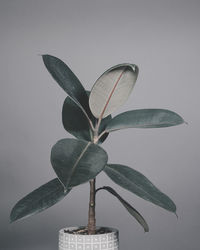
[10,55,185,235]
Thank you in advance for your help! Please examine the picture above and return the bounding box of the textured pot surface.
[59,226,119,250]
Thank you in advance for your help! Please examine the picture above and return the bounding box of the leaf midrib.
[22,184,63,208]
[106,121,180,132]
[106,166,166,207]
[12,180,67,221]
[65,142,91,188]
[99,67,127,120]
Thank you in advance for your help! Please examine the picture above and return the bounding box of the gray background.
[0,0,199,249]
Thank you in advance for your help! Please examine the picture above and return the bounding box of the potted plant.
[10,55,185,250]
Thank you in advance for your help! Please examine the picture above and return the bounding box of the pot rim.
[59,226,118,235]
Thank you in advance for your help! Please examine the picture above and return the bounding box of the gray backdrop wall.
[0,0,199,249]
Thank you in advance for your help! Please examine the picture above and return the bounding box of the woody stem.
[87,178,96,234]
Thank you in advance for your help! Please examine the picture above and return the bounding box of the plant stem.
[88,178,96,234]
[87,122,99,234]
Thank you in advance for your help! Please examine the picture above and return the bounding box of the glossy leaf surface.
[42,55,89,113]
[62,97,92,141]
[104,164,176,213]
[10,178,70,222]
[62,93,111,143]
[98,115,111,143]
[51,139,108,189]
[89,64,139,119]
[97,186,149,232]
[105,109,184,132]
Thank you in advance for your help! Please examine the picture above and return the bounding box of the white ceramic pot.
[59,226,119,250]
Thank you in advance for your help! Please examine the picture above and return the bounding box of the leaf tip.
[41,54,52,61]
[144,223,149,233]
[41,54,48,59]
[9,212,17,224]
[175,212,179,219]
[132,64,139,74]
[9,218,16,224]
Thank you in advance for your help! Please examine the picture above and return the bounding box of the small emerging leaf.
[105,109,184,132]
[10,178,70,223]
[104,164,176,213]
[97,186,149,232]
[89,64,139,119]
[51,138,108,189]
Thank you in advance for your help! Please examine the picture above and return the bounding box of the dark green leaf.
[105,109,184,132]
[10,178,70,223]
[42,55,90,113]
[62,97,92,141]
[97,186,149,232]
[62,92,111,144]
[98,114,111,143]
[104,164,176,213]
[51,138,108,189]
